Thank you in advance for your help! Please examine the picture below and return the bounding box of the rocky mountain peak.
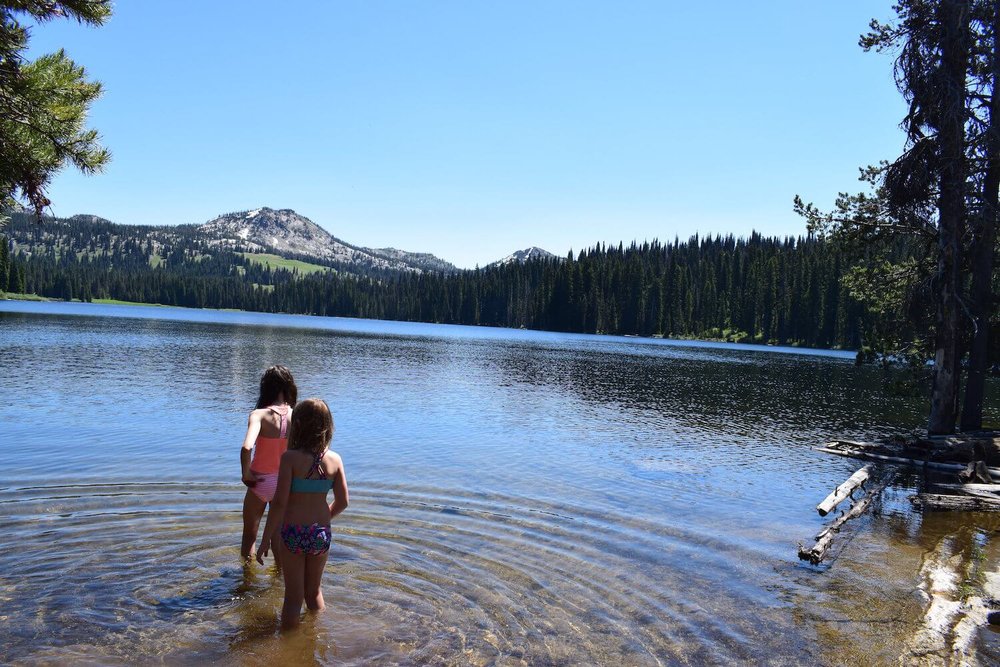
[198,206,457,273]
[493,246,557,266]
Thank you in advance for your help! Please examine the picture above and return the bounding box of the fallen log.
[815,444,1000,481]
[924,484,1000,504]
[929,482,1000,493]
[799,478,891,565]
[909,493,1000,511]
[816,465,871,516]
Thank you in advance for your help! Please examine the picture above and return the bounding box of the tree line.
[2,227,877,349]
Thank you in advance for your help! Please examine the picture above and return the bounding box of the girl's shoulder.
[250,404,291,423]
[255,403,291,415]
[323,449,343,468]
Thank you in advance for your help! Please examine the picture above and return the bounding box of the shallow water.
[1,300,999,665]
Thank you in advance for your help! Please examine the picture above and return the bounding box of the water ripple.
[3,303,999,665]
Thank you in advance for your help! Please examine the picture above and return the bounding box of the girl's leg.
[240,489,267,560]
[303,550,329,612]
[280,539,306,631]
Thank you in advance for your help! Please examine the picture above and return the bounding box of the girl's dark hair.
[287,398,334,454]
[255,365,298,409]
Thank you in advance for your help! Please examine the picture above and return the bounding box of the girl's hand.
[242,471,260,488]
[256,540,269,564]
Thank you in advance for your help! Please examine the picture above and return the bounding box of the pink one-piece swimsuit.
[249,405,289,503]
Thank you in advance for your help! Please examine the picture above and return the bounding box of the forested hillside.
[1,213,869,349]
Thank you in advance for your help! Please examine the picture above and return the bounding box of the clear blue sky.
[28,1,905,269]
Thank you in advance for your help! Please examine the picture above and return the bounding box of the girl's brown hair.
[255,365,298,409]
[287,398,334,454]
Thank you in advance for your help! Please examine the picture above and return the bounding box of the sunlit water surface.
[2,301,1000,666]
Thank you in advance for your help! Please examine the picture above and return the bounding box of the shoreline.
[0,292,856,356]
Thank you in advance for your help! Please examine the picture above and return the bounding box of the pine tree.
[0,236,8,292]
[1,2,112,215]
[797,0,998,434]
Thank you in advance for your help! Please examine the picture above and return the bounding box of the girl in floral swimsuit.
[257,398,350,630]
[239,365,297,562]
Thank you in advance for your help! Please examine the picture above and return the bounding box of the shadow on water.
[153,563,275,617]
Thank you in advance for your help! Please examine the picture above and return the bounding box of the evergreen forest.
[0,213,871,350]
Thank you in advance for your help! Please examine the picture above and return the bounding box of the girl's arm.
[257,453,292,563]
[240,411,263,486]
[329,454,350,520]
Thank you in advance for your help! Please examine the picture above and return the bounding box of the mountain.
[492,246,557,266]
[367,247,458,273]
[199,207,456,273]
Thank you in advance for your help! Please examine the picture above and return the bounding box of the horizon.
[25,1,906,269]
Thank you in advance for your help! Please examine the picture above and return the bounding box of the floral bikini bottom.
[280,523,332,556]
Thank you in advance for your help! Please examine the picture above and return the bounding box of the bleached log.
[930,483,1000,493]
[925,484,1000,503]
[909,493,1000,511]
[815,445,1000,481]
[799,479,890,565]
[961,488,1000,502]
[816,465,871,516]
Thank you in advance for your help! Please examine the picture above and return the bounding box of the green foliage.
[841,260,915,317]
[841,255,936,364]
[0,1,111,213]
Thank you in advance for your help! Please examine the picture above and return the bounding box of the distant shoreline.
[0,292,232,310]
[1,292,155,306]
[0,292,856,355]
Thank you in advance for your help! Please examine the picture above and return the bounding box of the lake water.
[2,300,999,666]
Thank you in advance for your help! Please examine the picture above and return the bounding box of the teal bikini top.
[290,477,333,493]
[290,450,333,494]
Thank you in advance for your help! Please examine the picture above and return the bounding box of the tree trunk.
[929,0,972,435]
[961,1,1000,432]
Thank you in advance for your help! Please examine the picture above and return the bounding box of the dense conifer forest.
[0,213,870,349]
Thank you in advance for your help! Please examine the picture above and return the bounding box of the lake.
[1,300,999,665]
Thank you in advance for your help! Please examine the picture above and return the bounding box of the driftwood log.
[805,434,1000,566]
[815,441,1000,481]
[909,493,1000,511]
[816,465,871,516]
[931,482,1000,493]
[799,477,891,565]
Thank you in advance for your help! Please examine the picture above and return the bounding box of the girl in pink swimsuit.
[240,365,297,562]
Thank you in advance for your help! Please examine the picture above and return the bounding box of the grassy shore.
[92,298,170,307]
[1,293,169,307]
[0,291,51,301]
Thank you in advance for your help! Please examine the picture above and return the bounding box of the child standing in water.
[257,398,349,630]
[240,365,298,562]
